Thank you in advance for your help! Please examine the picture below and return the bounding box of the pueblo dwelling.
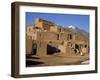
[26,18,89,57]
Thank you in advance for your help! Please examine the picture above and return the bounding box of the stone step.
[53,46,81,57]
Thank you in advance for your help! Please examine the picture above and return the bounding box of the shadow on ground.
[26,54,89,67]
[26,60,44,67]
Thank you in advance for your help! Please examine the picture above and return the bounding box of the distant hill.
[75,27,89,40]
[64,26,89,42]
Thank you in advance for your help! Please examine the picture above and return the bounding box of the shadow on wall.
[47,44,61,55]
[31,43,37,55]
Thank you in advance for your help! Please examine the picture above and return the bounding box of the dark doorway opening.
[70,34,72,40]
[31,43,37,55]
[74,44,80,54]
[57,34,59,40]
[75,44,79,49]
[47,44,60,55]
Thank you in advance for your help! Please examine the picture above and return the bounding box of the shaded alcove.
[47,44,61,55]
[74,44,80,54]
[31,43,37,55]
[26,60,44,67]
[75,44,79,49]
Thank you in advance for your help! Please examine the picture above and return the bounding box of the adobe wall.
[26,18,89,56]
[36,32,75,42]
[26,37,33,55]
[36,32,58,41]
[36,41,47,56]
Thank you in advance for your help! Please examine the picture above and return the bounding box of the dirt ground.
[26,53,89,67]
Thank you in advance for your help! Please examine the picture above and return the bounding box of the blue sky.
[26,12,90,32]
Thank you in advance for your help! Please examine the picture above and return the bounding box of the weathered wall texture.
[26,18,89,56]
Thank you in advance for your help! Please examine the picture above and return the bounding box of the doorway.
[31,43,37,55]
[47,44,60,55]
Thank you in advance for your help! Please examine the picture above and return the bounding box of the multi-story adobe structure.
[26,18,89,57]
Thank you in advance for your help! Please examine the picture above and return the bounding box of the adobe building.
[26,18,89,57]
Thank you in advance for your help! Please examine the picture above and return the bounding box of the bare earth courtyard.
[26,53,89,67]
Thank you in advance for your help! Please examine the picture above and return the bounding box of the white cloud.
[67,25,76,29]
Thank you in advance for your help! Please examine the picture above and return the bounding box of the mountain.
[75,27,89,40]
[65,25,89,42]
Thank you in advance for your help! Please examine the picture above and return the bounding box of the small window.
[59,28,61,32]
[49,41,52,43]
[84,45,87,48]
[57,34,59,40]
[70,34,72,40]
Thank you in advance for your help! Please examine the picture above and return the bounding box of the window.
[49,41,52,43]
[70,34,72,40]
[84,45,87,48]
[57,34,59,40]
[59,28,61,32]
